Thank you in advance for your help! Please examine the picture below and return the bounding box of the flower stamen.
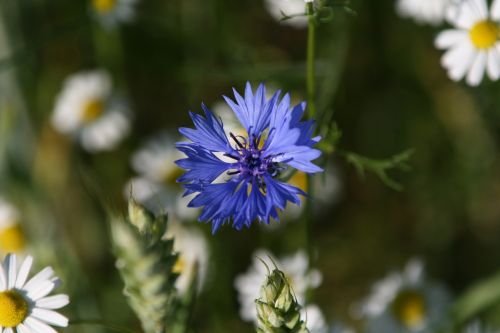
[469,20,500,49]
[92,0,117,14]
[0,290,29,328]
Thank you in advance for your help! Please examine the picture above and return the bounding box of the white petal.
[453,0,485,29]
[35,294,70,310]
[15,256,33,289]
[444,44,476,81]
[492,0,500,20]
[17,323,32,333]
[23,267,54,293]
[467,52,487,85]
[27,280,57,301]
[471,0,488,18]
[4,254,17,289]
[31,308,69,327]
[4,328,13,333]
[487,49,500,80]
[0,261,6,291]
[435,30,468,49]
[24,317,58,333]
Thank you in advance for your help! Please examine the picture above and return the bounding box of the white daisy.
[52,70,131,152]
[234,249,322,323]
[0,253,69,333]
[165,223,209,295]
[302,304,328,333]
[125,132,197,220]
[264,0,315,28]
[396,0,452,25]
[358,259,451,333]
[91,0,139,28]
[0,199,26,255]
[435,0,500,86]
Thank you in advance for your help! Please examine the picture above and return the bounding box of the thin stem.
[304,3,318,305]
[305,173,315,303]
[306,1,316,119]
[70,319,137,333]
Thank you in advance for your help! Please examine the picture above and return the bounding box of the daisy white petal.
[492,0,500,20]
[31,309,68,327]
[24,317,58,333]
[35,295,70,310]
[0,262,6,291]
[486,48,500,79]
[16,323,31,333]
[467,52,487,85]
[264,0,311,28]
[448,49,476,81]
[27,280,57,301]
[23,267,54,292]
[5,254,16,289]
[396,0,450,25]
[435,30,468,49]
[15,256,33,288]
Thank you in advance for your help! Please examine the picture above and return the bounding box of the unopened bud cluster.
[111,200,178,333]
[255,268,310,333]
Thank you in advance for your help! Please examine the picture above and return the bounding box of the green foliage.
[452,270,500,325]
[255,266,309,333]
[110,200,179,333]
[345,149,414,191]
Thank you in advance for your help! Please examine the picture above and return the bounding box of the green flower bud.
[255,268,309,333]
[111,200,178,333]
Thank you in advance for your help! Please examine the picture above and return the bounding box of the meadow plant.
[3,0,500,333]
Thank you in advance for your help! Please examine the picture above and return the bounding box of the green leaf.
[452,270,500,324]
[344,149,414,191]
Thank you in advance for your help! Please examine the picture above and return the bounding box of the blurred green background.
[2,0,500,332]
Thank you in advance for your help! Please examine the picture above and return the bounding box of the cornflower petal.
[179,104,234,154]
[177,83,323,232]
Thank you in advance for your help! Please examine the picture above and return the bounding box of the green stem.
[305,1,317,304]
[70,319,137,333]
[306,1,316,119]
[305,173,315,303]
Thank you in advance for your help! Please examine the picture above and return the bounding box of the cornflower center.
[92,0,117,13]
[225,133,283,186]
[0,290,29,327]
[0,224,26,253]
[391,289,426,329]
[469,20,500,49]
[82,99,104,123]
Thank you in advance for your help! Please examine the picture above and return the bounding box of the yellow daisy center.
[469,20,500,49]
[82,99,104,123]
[0,224,26,253]
[0,290,29,328]
[391,289,426,329]
[173,255,186,274]
[92,0,117,14]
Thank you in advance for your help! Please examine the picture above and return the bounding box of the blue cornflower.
[176,82,323,233]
